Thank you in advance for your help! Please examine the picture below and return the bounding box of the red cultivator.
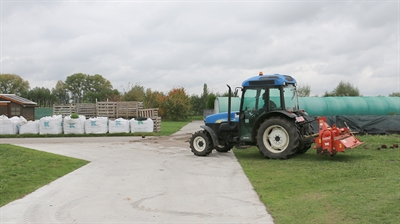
[314,117,363,156]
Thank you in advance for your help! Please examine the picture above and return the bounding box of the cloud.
[1,1,398,97]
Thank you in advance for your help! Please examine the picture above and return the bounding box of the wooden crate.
[53,104,76,117]
[116,101,143,118]
[76,103,96,118]
[152,116,162,132]
[96,102,117,118]
[138,108,159,119]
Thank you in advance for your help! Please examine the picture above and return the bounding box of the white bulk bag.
[63,115,86,134]
[20,121,39,134]
[0,115,18,134]
[9,116,26,134]
[39,115,63,135]
[10,116,27,126]
[109,118,130,133]
[85,117,108,134]
[130,118,154,133]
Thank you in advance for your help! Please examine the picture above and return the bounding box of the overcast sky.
[1,0,399,96]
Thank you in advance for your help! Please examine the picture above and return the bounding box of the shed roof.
[0,94,37,106]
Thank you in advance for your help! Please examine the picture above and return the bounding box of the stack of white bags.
[0,115,154,135]
[0,115,25,134]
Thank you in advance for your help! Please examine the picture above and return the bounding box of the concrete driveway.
[0,121,274,223]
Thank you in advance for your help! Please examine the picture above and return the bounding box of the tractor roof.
[242,73,297,87]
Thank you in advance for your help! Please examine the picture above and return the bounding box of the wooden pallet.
[53,104,76,117]
[152,116,162,132]
[116,101,143,118]
[138,108,159,119]
[54,101,151,120]
[76,103,96,118]
[96,102,117,118]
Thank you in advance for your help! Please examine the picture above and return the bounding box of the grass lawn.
[0,144,89,207]
[234,134,400,224]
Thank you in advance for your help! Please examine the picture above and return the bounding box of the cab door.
[238,88,266,142]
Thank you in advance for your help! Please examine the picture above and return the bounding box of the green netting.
[34,107,53,120]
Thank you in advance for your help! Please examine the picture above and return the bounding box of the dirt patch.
[129,134,191,148]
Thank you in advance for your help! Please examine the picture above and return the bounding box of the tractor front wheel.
[257,117,299,159]
[190,130,213,156]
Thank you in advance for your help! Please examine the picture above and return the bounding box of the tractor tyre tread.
[190,130,213,156]
[257,116,299,159]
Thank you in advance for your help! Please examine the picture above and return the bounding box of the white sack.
[109,118,130,133]
[63,115,86,134]
[39,115,63,135]
[85,117,108,134]
[0,115,18,134]
[130,118,154,133]
[20,121,39,134]
[9,116,27,126]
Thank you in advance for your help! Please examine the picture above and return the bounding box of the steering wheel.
[269,101,277,110]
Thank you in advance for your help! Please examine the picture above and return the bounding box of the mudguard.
[201,125,219,147]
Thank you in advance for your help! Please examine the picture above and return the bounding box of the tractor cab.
[238,73,300,143]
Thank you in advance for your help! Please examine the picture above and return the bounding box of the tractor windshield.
[240,84,299,112]
[283,84,299,111]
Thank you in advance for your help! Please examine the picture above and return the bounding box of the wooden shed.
[0,94,37,121]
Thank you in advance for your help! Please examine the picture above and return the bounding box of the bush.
[70,113,79,119]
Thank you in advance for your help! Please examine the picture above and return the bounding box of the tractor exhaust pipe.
[227,84,232,124]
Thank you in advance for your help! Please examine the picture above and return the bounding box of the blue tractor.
[189,72,314,159]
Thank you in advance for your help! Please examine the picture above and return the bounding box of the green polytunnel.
[213,97,400,116]
[299,97,400,116]
[214,97,241,113]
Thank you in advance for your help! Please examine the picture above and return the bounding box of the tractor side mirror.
[234,87,241,97]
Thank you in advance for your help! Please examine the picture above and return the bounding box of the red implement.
[314,117,363,156]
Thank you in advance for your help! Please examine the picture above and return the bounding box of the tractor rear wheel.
[296,123,314,154]
[257,117,299,159]
[296,143,312,154]
[190,130,213,156]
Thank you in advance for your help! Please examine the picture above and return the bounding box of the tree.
[83,74,116,102]
[324,81,360,97]
[206,93,216,109]
[65,73,87,103]
[200,83,209,108]
[52,80,69,104]
[26,87,57,107]
[64,73,116,103]
[0,74,30,95]
[143,88,164,109]
[190,94,204,116]
[389,92,400,97]
[122,83,146,102]
[162,87,191,120]
[297,84,311,97]
[105,89,122,102]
